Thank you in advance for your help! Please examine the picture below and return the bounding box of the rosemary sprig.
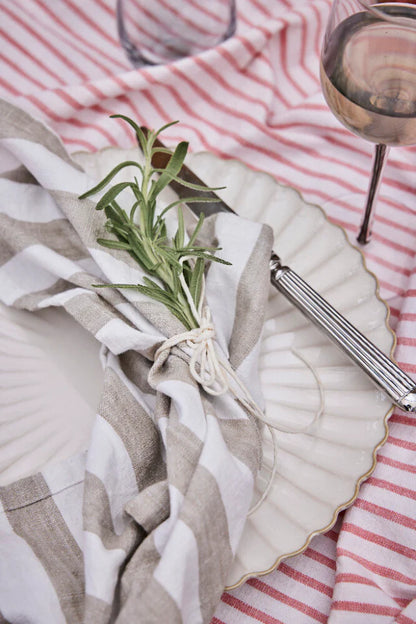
[79,117,230,330]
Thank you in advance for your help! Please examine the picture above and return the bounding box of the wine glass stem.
[357,143,390,245]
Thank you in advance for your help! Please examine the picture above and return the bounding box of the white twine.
[247,349,325,516]
[154,258,325,515]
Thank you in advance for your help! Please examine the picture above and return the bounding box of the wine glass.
[320,0,416,244]
[117,0,236,67]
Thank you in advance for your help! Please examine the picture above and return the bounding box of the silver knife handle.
[269,254,416,413]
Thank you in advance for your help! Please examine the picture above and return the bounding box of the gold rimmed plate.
[0,148,394,589]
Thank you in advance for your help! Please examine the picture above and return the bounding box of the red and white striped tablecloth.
[1,0,416,622]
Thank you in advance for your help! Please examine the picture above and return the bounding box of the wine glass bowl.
[320,1,416,243]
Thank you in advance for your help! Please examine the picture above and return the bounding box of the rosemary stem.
[80,117,229,332]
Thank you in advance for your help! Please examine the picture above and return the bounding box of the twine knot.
[154,306,229,396]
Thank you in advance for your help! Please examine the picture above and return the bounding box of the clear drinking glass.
[320,1,416,244]
[117,0,236,67]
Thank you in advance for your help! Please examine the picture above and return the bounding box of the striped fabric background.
[0,0,416,622]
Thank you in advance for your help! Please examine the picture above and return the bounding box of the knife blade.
[143,130,416,413]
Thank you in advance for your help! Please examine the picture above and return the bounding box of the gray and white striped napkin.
[0,99,273,624]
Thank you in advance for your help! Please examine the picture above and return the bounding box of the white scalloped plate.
[0,148,394,590]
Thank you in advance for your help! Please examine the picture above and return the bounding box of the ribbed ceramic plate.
[0,148,394,589]
[0,303,102,486]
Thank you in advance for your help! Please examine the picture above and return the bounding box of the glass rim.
[357,1,416,27]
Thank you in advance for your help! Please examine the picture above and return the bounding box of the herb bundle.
[79,116,230,330]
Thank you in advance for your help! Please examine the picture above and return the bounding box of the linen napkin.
[0,99,273,623]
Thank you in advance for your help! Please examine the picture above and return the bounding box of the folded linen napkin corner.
[0,99,273,624]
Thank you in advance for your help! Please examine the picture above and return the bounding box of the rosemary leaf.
[167,174,225,192]
[95,182,133,211]
[153,120,179,137]
[104,204,126,226]
[134,284,183,312]
[155,197,217,226]
[79,161,142,199]
[158,246,182,270]
[187,213,205,247]
[149,141,188,201]
[189,257,205,308]
[110,114,148,154]
[127,234,155,272]
[199,254,232,266]
[151,147,176,156]
[142,276,162,289]
[104,222,130,240]
[97,238,131,250]
[174,207,185,250]
[111,199,130,222]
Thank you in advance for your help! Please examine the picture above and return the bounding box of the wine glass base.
[356,226,372,246]
[320,192,374,248]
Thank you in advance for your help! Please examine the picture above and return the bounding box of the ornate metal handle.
[269,253,416,413]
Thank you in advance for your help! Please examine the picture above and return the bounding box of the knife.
[143,130,416,413]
